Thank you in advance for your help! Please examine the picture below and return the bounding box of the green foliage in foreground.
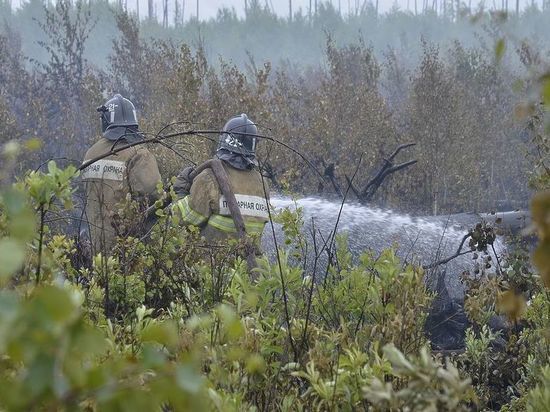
[0,147,549,411]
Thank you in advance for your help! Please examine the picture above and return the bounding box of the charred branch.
[422,233,472,270]
[346,143,417,204]
[321,160,343,197]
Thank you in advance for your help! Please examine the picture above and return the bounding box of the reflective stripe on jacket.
[172,160,269,247]
[82,137,161,253]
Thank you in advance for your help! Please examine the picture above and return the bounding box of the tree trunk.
[289,0,292,21]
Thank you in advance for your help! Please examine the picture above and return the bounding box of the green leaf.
[383,344,415,374]
[33,285,78,323]
[542,77,550,109]
[47,160,59,175]
[531,191,550,288]
[495,39,506,62]
[141,321,178,347]
[85,366,109,390]
[533,241,550,288]
[25,354,55,397]
[24,138,42,151]
[176,365,203,394]
[141,344,167,368]
[216,304,244,340]
[0,238,26,281]
[8,208,36,242]
[0,291,19,351]
[246,353,266,375]
[72,326,108,357]
[261,344,283,356]
[2,187,27,216]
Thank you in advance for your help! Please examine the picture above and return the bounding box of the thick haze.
[1,0,546,215]
[4,0,550,71]
[11,0,546,20]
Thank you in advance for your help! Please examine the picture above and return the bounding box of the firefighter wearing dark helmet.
[82,94,161,254]
[173,114,269,248]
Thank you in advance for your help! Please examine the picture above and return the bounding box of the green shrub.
[0,107,549,410]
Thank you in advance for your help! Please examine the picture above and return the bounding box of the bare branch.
[422,233,472,270]
[358,143,417,203]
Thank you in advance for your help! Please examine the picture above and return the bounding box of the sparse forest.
[1,0,550,410]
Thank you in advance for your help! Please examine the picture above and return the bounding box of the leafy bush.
[0,147,477,410]
[2,142,549,410]
[1,7,550,409]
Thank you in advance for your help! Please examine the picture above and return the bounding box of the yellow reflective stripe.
[208,215,236,233]
[174,196,207,226]
[207,215,266,234]
[245,221,266,233]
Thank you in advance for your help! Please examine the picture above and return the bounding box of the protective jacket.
[173,161,269,248]
[82,137,161,253]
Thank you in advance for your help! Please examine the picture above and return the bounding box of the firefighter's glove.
[174,166,194,197]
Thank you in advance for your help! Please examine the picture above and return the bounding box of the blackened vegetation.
[345,143,417,204]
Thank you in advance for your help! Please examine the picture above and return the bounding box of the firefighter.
[82,94,161,254]
[172,114,269,252]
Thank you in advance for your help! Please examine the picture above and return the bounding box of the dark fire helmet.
[96,94,139,141]
[217,113,258,158]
